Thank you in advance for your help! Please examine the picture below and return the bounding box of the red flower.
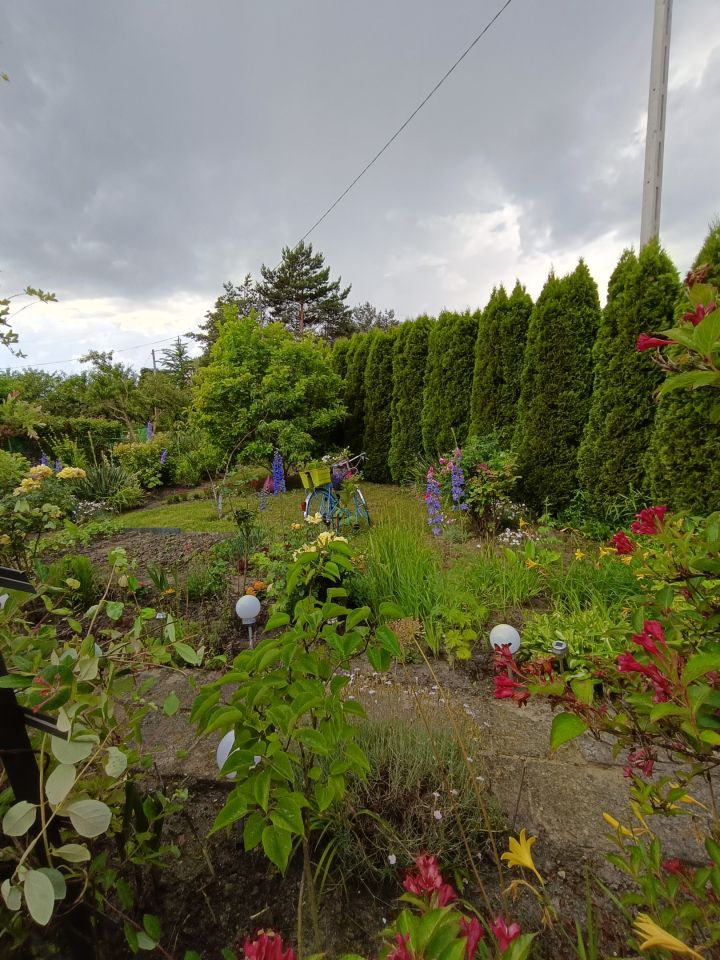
[493,674,529,706]
[636,333,675,351]
[242,931,296,960]
[631,620,666,656]
[403,854,457,906]
[623,746,656,779]
[617,652,672,703]
[682,302,716,326]
[631,505,668,535]
[459,917,484,959]
[490,917,521,952]
[610,531,634,555]
[387,933,414,960]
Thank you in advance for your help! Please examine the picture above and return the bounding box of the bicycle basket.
[309,466,331,486]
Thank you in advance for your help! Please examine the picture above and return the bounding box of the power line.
[2,335,183,371]
[297,0,516,245]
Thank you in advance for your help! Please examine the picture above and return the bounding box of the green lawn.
[116,483,423,537]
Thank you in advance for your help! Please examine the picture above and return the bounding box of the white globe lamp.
[489,623,521,656]
[235,593,261,648]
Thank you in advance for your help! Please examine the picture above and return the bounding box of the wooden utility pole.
[640,0,673,249]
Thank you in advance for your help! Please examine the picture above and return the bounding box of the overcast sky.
[1,0,719,372]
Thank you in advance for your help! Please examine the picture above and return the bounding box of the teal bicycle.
[300,453,371,529]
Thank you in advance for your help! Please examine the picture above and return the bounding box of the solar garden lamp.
[489,623,521,677]
[216,731,262,781]
[552,639,568,672]
[235,593,261,648]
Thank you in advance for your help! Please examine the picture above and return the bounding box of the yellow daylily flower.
[574,549,585,561]
[598,546,614,558]
[525,558,539,569]
[290,522,303,531]
[518,518,527,528]
[634,913,703,959]
[500,829,543,884]
[668,784,707,811]
[602,812,646,839]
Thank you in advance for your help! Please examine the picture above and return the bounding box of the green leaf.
[379,601,406,621]
[265,612,290,630]
[550,713,588,751]
[51,843,90,863]
[269,795,305,837]
[105,746,128,777]
[174,641,202,665]
[23,869,55,925]
[105,600,124,621]
[693,307,720,355]
[66,799,112,838]
[51,737,93,764]
[2,800,37,836]
[294,728,329,755]
[682,652,720,686]
[243,811,266,851]
[261,825,292,872]
[657,370,720,396]
[504,933,537,960]
[143,914,162,941]
[376,624,401,658]
[45,763,76,807]
[163,692,180,716]
[1,879,21,912]
[136,931,157,950]
[36,868,66,900]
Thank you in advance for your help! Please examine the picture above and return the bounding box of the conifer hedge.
[578,243,680,510]
[331,337,352,381]
[388,316,433,482]
[362,329,397,482]
[469,289,505,437]
[513,261,600,511]
[498,282,533,435]
[421,310,479,456]
[646,223,720,514]
[341,332,376,453]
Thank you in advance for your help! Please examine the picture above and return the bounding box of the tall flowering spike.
[40,452,49,466]
[450,457,467,512]
[54,459,62,473]
[425,466,443,536]
[146,420,153,441]
[271,449,286,495]
[159,448,168,465]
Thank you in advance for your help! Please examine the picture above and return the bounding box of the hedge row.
[332,223,720,517]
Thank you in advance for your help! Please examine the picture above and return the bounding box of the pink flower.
[636,333,675,351]
[631,505,668,535]
[609,531,634,555]
[682,303,716,326]
[387,933,414,960]
[459,917,484,959]
[617,651,672,703]
[623,746,656,779]
[494,674,529,706]
[403,854,457,906]
[490,917,521,952]
[242,932,296,960]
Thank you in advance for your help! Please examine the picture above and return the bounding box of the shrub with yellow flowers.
[0,461,87,569]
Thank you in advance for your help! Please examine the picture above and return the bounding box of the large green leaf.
[23,869,55,925]
[45,763,77,807]
[261,825,292,872]
[2,801,37,836]
[549,713,588,751]
[66,799,112,838]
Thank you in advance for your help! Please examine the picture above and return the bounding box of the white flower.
[433,810,443,821]
[388,854,397,865]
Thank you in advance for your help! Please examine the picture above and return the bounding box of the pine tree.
[188,276,262,362]
[646,222,720,513]
[257,241,351,337]
[342,332,376,453]
[469,288,506,437]
[497,281,533,435]
[578,243,679,511]
[421,311,478,456]
[388,316,433,481]
[362,329,397,482]
[513,261,600,512]
[160,337,194,386]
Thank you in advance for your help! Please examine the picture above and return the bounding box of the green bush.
[45,553,100,608]
[0,450,30,496]
[74,455,138,502]
[112,437,171,489]
[341,331,376,453]
[107,485,145,512]
[513,262,600,512]
[185,556,228,601]
[362,329,397,482]
[578,242,679,512]
[388,316,433,482]
[646,222,720,514]
[168,427,223,487]
[421,310,478,456]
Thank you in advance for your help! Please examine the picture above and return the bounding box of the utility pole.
[151,348,157,371]
[640,0,673,249]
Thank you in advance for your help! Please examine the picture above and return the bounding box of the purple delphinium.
[258,485,268,512]
[424,466,443,536]
[40,452,49,466]
[54,459,62,473]
[449,455,467,512]
[160,448,168,465]
[271,449,286,495]
[146,420,153,441]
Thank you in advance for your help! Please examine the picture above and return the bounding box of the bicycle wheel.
[352,488,371,526]
[305,488,335,524]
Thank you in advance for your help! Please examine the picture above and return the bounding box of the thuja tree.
[578,242,679,511]
[331,337,352,381]
[468,289,503,437]
[513,261,600,512]
[421,310,479,456]
[362,328,397,482]
[498,281,533,435]
[388,315,433,482]
[646,221,720,513]
[341,331,376,453]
